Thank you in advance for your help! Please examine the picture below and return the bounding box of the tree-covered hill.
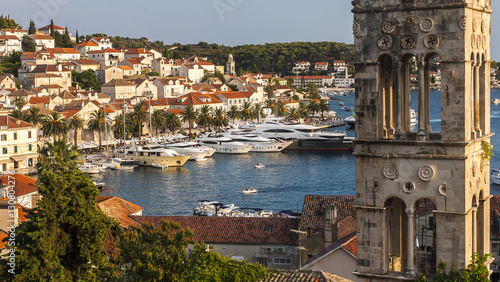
[88,33,354,75]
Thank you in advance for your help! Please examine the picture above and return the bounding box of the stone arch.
[413,198,437,275]
[423,52,442,134]
[382,197,408,273]
[399,53,418,134]
[377,54,395,139]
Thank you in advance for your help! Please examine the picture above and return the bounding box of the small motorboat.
[111,164,135,171]
[92,181,105,189]
[79,164,101,174]
[152,163,168,169]
[492,173,500,185]
[255,163,265,169]
[338,102,344,106]
[242,187,258,194]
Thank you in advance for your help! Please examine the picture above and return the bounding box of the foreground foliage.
[416,253,492,282]
[0,140,277,281]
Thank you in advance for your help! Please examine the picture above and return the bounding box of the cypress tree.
[75,29,79,44]
[50,19,55,38]
[28,20,36,34]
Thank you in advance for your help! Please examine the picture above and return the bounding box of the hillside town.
[0,3,500,279]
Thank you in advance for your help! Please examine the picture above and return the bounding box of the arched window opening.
[400,55,417,135]
[384,197,408,273]
[414,198,437,275]
[426,54,442,135]
[378,55,395,139]
[479,53,487,135]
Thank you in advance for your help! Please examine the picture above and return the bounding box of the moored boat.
[124,144,190,167]
[79,164,101,174]
[242,187,258,194]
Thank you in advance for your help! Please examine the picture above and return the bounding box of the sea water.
[95,88,500,215]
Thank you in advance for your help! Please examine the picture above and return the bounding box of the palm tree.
[265,78,279,98]
[8,109,24,120]
[288,108,299,121]
[308,83,319,99]
[38,138,80,170]
[180,105,198,140]
[286,76,295,87]
[112,114,126,143]
[151,109,166,136]
[14,96,26,111]
[25,107,46,127]
[240,102,253,122]
[165,112,182,136]
[265,99,276,116]
[276,101,288,117]
[252,103,263,123]
[227,105,240,125]
[197,105,212,132]
[131,103,148,137]
[87,109,109,151]
[318,99,331,120]
[308,100,320,120]
[41,112,68,141]
[67,114,85,148]
[212,108,228,131]
[298,102,309,120]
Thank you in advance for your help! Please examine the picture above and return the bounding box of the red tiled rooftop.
[0,174,37,197]
[300,195,355,231]
[97,196,142,228]
[131,216,300,244]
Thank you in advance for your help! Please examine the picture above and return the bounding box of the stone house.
[0,76,16,90]
[72,59,100,73]
[87,48,124,68]
[0,116,38,174]
[153,77,187,99]
[151,58,173,77]
[101,79,136,101]
[167,92,224,112]
[30,34,55,50]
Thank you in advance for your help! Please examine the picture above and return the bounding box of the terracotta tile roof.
[74,40,99,47]
[118,66,133,71]
[97,196,142,228]
[315,62,329,65]
[0,174,37,197]
[73,59,99,65]
[41,84,63,89]
[60,109,81,118]
[125,49,152,55]
[29,97,51,104]
[300,195,355,232]
[338,216,356,240]
[1,29,28,32]
[0,230,7,249]
[343,236,357,256]
[29,104,53,115]
[88,48,121,54]
[284,76,333,79]
[45,48,79,54]
[102,79,136,87]
[59,90,76,99]
[217,91,252,99]
[263,270,353,282]
[303,232,357,269]
[131,216,300,244]
[9,89,34,97]
[168,109,184,115]
[30,34,54,40]
[168,93,223,106]
[333,60,346,64]
[31,64,70,73]
[39,24,65,31]
[4,35,20,41]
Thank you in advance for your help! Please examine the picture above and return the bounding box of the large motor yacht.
[160,141,214,161]
[124,144,190,167]
[196,133,254,154]
[242,118,354,151]
[222,130,293,152]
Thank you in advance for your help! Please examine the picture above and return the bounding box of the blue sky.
[2,0,500,60]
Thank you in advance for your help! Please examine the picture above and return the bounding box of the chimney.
[323,206,338,248]
[57,64,62,72]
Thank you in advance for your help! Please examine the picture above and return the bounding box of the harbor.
[90,88,500,217]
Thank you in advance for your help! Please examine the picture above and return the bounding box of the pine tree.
[28,20,36,34]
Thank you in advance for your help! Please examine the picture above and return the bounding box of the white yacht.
[222,129,293,152]
[124,144,190,167]
[79,164,101,174]
[161,141,212,161]
[242,118,354,151]
[196,133,254,154]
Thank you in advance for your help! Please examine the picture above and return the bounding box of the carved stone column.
[406,208,416,277]
[474,62,482,137]
[394,60,403,139]
[417,61,427,141]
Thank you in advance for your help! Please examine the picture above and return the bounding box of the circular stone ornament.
[378,35,393,51]
[419,17,435,33]
[438,183,447,196]
[382,20,396,34]
[400,35,416,49]
[418,165,435,181]
[459,16,468,30]
[383,162,399,180]
[403,181,416,194]
[424,34,439,49]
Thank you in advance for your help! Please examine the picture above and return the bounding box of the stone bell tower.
[352,0,492,280]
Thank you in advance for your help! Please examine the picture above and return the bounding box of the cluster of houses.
[290,60,355,88]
